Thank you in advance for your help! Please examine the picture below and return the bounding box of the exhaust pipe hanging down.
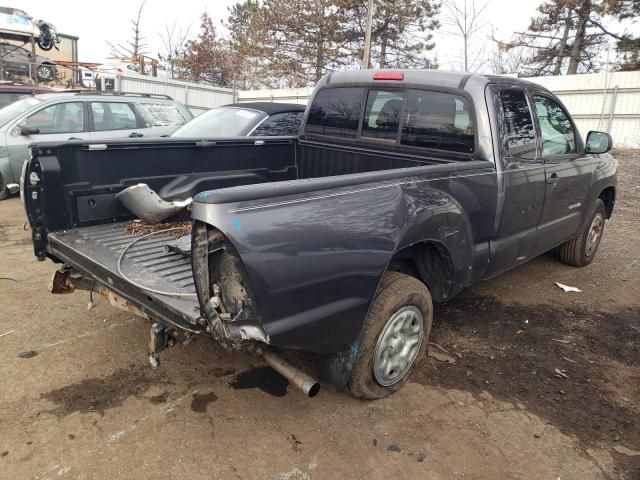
[252,346,321,398]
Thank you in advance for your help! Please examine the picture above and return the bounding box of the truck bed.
[48,222,201,331]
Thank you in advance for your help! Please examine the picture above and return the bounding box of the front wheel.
[558,199,607,267]
[349,272,432,399]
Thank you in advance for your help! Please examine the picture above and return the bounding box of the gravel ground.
[0,150,638,480]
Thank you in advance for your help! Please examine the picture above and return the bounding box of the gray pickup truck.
[23,70,617,399]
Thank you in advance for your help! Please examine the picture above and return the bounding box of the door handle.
[546,173,559,184]
[129,132,143,138]
[68,137,81,140]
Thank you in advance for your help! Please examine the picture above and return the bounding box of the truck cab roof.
[323,69,550,93]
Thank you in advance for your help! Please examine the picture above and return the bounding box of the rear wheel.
[558,199,606,267]
[349,272,432,399]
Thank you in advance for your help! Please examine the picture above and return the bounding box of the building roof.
[58,33,79,41]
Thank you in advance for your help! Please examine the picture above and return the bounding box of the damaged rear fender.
[191,221,268,347]
[190,178,479,354]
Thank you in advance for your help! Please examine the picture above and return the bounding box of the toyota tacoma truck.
[22,70,617,399]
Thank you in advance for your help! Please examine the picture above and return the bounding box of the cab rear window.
[401,90,474,153]
[305,87,475,153]
[304,87,363,138]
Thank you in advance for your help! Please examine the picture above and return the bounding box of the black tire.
[37,64,55,82]
[558,199,607,267]
[349,272,433,399]
[0,173,9,200]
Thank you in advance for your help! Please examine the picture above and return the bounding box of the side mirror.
[19,124,40,136]
[585,131,612,154]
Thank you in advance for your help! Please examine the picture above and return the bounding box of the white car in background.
[95,62,140,76]
[0,6,39,36]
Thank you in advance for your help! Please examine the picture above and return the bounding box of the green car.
[0,91,193,199]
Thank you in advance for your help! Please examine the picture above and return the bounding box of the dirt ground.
[0,150,638,480]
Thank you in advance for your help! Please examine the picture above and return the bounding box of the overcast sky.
[14,0,640,72]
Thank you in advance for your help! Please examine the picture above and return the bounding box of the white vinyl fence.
[238,71,640,148]
[111,73,236,115]
[237,87,314,105]
[529,71,640,148]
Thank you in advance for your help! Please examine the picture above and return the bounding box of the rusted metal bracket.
[148,322,168,368]
[49,268,74,294]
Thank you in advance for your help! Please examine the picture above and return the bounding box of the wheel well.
[599,187,615,219]
[386,241,454,303]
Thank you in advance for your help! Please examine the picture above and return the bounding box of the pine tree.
[345,0,440,69]
[505,0,635,76]
[225,0,270,89]
[226,0,440,87]
[262,0,353,86]
[180,13,236,87]
[604,0,640,71]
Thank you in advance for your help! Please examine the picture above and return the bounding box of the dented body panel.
[190,161,497,353]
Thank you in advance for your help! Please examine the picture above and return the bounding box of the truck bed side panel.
[192,161,497,353]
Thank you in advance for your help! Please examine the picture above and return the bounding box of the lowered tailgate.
[48,222,201,331]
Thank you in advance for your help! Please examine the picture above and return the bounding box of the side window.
[252,111,304,136]
[136,103,189,127]
[533,95,576,155]
[362,90,404,140]
[91,102,137,131]
[401,90,474,153]
[24,102,84,134]
[499,89,537,160]
[304,87,363,138]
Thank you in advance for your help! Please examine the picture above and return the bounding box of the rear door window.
[401,90,474,153]
[24,102,84,134]
[362,90,404,140]
[499,89,537,160]
[252,111,304,136]
[91,102,137,131]
[304,87,363,138]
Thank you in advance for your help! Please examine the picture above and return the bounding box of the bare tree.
[107,0,149,60]
[157,21,191,79]
[489,27,527,75]
[440,0,489,71]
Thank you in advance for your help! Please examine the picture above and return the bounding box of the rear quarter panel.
[191,163,497,353]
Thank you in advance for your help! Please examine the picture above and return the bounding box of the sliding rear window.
[305,87,475,154]
[401,90,474,153]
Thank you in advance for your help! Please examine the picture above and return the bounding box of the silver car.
[0,91,193,199]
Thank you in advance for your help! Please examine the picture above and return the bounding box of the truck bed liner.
[48,222,200,331]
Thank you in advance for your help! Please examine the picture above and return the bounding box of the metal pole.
[362,0,374,69]
[606,85,619,134]
[597,47,612,131]
[30,35,37,84]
